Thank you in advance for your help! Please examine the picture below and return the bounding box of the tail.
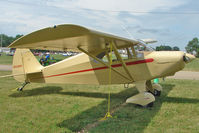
[12,49,43,82]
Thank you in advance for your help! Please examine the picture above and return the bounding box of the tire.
[147,102,154,107]
[154,89,161,96]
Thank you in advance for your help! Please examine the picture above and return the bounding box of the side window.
[96,46,142,63]
[128,46,137,58]
[134,45,144,58]
[118,49,128,60]
[96,51,108,62]
[98,51,118,62]
[134,45,145,51]
[101,56,108,62]
[111,51,118,61]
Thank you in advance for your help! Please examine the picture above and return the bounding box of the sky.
[0,0,199,51]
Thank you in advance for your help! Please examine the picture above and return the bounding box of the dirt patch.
[167,71,199,80]
[0,65,12,71]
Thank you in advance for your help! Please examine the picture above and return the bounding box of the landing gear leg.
[152,84,162,96]
[17,82,29,91]
[146,80,162,96]
[153,89,161,96]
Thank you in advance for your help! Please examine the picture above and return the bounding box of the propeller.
[183,53,195,63]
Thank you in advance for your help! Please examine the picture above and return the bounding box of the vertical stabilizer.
[12,49,43,82]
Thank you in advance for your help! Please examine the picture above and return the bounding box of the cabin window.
[133,45,144,58]
[134,43,154,51]
[95,44,148,63]
[134,45,145,51]
[100,51,118,62]
[96,43,153,63]
[111,51,118,61]
[96,50,118,62]
[118,49,128,60]
[96,52,109,62]
[96,47,137,62]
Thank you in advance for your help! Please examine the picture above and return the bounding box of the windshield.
[136,39,154,51]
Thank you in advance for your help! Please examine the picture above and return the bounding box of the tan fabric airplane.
[8,24,195,107]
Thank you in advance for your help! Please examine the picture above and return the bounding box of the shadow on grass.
[9,83,199,132]
[9,85,136,100]
[163,96,199,104]
[56,84,177,133]
[9,86,63,97]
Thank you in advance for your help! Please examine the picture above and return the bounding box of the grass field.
[0,71,198,133]
[0,53,13,64]
[183,58,199,71]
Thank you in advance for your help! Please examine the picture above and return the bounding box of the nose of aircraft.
[183,53,196,63]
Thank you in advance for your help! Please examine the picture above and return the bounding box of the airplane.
[3,24,195,107]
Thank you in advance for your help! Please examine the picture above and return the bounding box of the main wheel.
[135,102,154,108]
[153,89,161,96]
[147,102,154,107]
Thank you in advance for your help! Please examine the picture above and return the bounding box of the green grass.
[183,58,199,71]
[0,53,13,64]
[0,71,198,133]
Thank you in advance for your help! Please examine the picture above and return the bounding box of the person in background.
[45,53,50,61]
[39,55,45,66]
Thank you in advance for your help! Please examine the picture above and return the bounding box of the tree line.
[0,34,23,47]
[185,37,199,57]
[156,45,180,51]
[0,34,198,57]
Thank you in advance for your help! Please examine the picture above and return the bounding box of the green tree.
[156,45,172,51]
[156,45,180,51]
[185,37,199,57]
[0,34,23,47]
[15,34,23,40]
[172,46,180,51]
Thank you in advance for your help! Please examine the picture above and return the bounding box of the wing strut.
[131,46,137,58]
[112,41,134,81]
[0,73,24,78]
[77,47,132,82]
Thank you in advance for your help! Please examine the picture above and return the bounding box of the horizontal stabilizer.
[140,39,157,44]
[0,73,24,78]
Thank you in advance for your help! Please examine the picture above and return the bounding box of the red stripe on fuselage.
[13,65,22,68]
[44,58,154,79]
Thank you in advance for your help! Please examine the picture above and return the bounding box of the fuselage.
[28,51,188,85]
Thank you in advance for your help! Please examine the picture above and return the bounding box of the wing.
[9,24,140,55]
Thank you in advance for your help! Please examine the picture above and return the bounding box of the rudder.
[12,49,43,82]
